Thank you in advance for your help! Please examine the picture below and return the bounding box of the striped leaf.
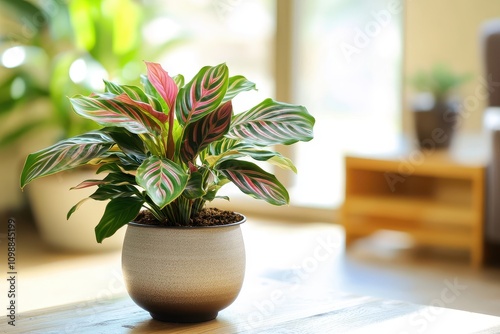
[204,138,241,166]
[71,179,107,190]
[175,63,229,126]
[226,98,315,146]
[219,159,289,206]
[103,80,164,114]
[222,75,257,103]
[180,101,233,163]
[114,93,168,123]
[136,156,188,208]
[70,93,163,134]
[20,132,115,188]
[145,61,178,111]
[230,145,297,173]
[95,197,144,243]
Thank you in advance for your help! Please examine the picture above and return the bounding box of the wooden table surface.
[4,273,500,334]
[3,218,500,333]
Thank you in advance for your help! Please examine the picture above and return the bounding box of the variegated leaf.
[180,101,233,163]
[219,159,289,206]
[145,62,178,111]
[91,183,142,201]
[226,98,315,146]
[222,75,257,103]
[114,93,167,123]
[204,138,241,166]
[103,80,164,114]
[136,156,188,208]
[20,132,114,188]
[70,93,163,134]
[227,145,297,173]
[71,179,107,190]
[175,63,229,126]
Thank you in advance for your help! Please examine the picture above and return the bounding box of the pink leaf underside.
[114,93,167,123]
[145,62,178,111]
[71,179,107,190]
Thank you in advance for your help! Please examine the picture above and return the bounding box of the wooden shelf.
[341,152,486,267]
[344,195,475,228]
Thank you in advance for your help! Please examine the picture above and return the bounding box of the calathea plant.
[20,62,315,242]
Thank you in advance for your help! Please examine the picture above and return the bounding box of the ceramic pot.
[27,168,125,252]
[121,216,246,323]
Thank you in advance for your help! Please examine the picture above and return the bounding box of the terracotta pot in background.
[121,217,246,323]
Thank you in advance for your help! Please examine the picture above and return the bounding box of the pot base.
[150,311,218,323]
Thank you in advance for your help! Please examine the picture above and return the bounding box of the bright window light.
[69,58,88,84]
[1,46,26,68]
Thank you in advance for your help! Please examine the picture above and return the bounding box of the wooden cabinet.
[341,151,486,267]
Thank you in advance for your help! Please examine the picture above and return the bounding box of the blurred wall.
[403,0,500,135]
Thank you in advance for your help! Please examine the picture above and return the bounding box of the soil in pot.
[135,207,244,227]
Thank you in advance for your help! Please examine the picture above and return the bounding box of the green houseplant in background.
[0,0,184,250]
[408,63,471,149]
[20,61,315,322]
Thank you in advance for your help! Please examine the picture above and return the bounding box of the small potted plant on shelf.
[408,62,471,149]
[20,61,315,322]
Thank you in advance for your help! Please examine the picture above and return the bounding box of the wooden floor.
[2,210,500,318]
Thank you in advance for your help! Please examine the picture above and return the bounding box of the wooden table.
[4,212,500,333]
[5,273,500,334]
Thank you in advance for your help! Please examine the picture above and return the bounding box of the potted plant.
[20,61,315,322]
[408,63,471,149]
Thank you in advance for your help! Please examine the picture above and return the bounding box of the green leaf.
[219,159,289,206]
[222,75,257,103]
[91,183,141,201]
[67,197,91,219]
[227,98,315,146]
[182,171,206,199]
[94,197,144,243]
[103,127,147,164]
[175,63,229,125]
[136,156,189,208]
[20,131,114,188]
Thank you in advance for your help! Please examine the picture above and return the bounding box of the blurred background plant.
[0,0,186,146]
[0,0,187,213]
[408,62,472,102]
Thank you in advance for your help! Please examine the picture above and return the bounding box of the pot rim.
[128,212,246,229]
